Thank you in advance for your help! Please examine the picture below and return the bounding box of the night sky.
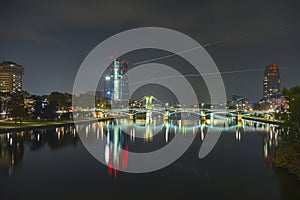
[1,0,300,101]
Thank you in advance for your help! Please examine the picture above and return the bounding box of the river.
[0,116,299,200]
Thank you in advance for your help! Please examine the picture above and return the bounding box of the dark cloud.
[0,0,300,100]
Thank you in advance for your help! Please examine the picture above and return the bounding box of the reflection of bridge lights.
[235,127,243,141]
[97,128,100,140]
[182,126,187,134]
[201,128,204,141]
[85,126,89,139]
[57,131,60,140]
[264,143,268,159]
[105,145,109,164]
[130,128,135,142]
[106,129,110,144]
[145,125,153,142]
[165,125,169,143]
[193,127,197,135]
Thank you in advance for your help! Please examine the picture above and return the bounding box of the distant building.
[129,100,142,108]
[227,95,253,110]
[86,91,102,103]
[263,64,281,98]
[24,97,36,115]
[259,94,289,111]
[0,61,24,95]
[269,94,289,110]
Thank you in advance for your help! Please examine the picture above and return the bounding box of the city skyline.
[0,0,300,101]
[0,58,289,103]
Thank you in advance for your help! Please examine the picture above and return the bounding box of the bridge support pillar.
[146,110,152,125]
[236,113,242,124]
[164,111,169,121]
[201,111,206,122]
[129,113,134,120]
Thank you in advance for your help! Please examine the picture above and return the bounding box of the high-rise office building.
[263,64,281,98]
[0,61,24,95]
[110,58,128,101]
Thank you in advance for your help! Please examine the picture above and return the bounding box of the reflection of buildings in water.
[144,125,153,142]
[263,126,280,168]
[0,133,24,175]
[134,112,164,127]
[90,122,129,179]
[49,126,77,149]
[81,118,282,178]
[0,126,78,175]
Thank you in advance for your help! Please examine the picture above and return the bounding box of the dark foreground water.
[0,118,299,200]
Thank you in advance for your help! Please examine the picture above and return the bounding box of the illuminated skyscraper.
[110,58,128,102]
[0,61,24,95]
[263,64,281,98]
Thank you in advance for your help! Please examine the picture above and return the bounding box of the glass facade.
[263,64,281,98]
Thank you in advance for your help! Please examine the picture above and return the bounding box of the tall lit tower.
[263,64,281,98]
[111,58,128,101]
[112,60,120,101]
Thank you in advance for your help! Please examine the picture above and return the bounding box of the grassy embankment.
[273,134,300,179]
[0,118,93,132]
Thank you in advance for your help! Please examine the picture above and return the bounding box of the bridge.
[95,96,280,124]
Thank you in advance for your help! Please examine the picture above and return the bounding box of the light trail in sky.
[121,65,294,86]
[125,68,266,85]
[132,22,299,66]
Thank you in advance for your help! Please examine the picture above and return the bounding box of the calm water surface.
[0,118,299,200]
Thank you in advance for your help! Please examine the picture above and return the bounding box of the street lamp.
[104,76,111,100]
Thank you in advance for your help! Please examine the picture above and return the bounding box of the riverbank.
[242,116,283,125]
[0,116,127,133]
[0,119,91,133]
[273,139,300,179]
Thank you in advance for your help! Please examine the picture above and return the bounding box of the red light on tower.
[122,59,128,64]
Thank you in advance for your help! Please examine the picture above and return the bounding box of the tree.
[272,86,300,179]
[73,93,95,109]
[7,92,27,124]
[282,86,300,134]
[47,92,72,110]
[31,95,58,120]
[43,102,57,119]
[22,90,31,98]
[96,100,111,109]
[32,98,43,120]
[0,97,3,114]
